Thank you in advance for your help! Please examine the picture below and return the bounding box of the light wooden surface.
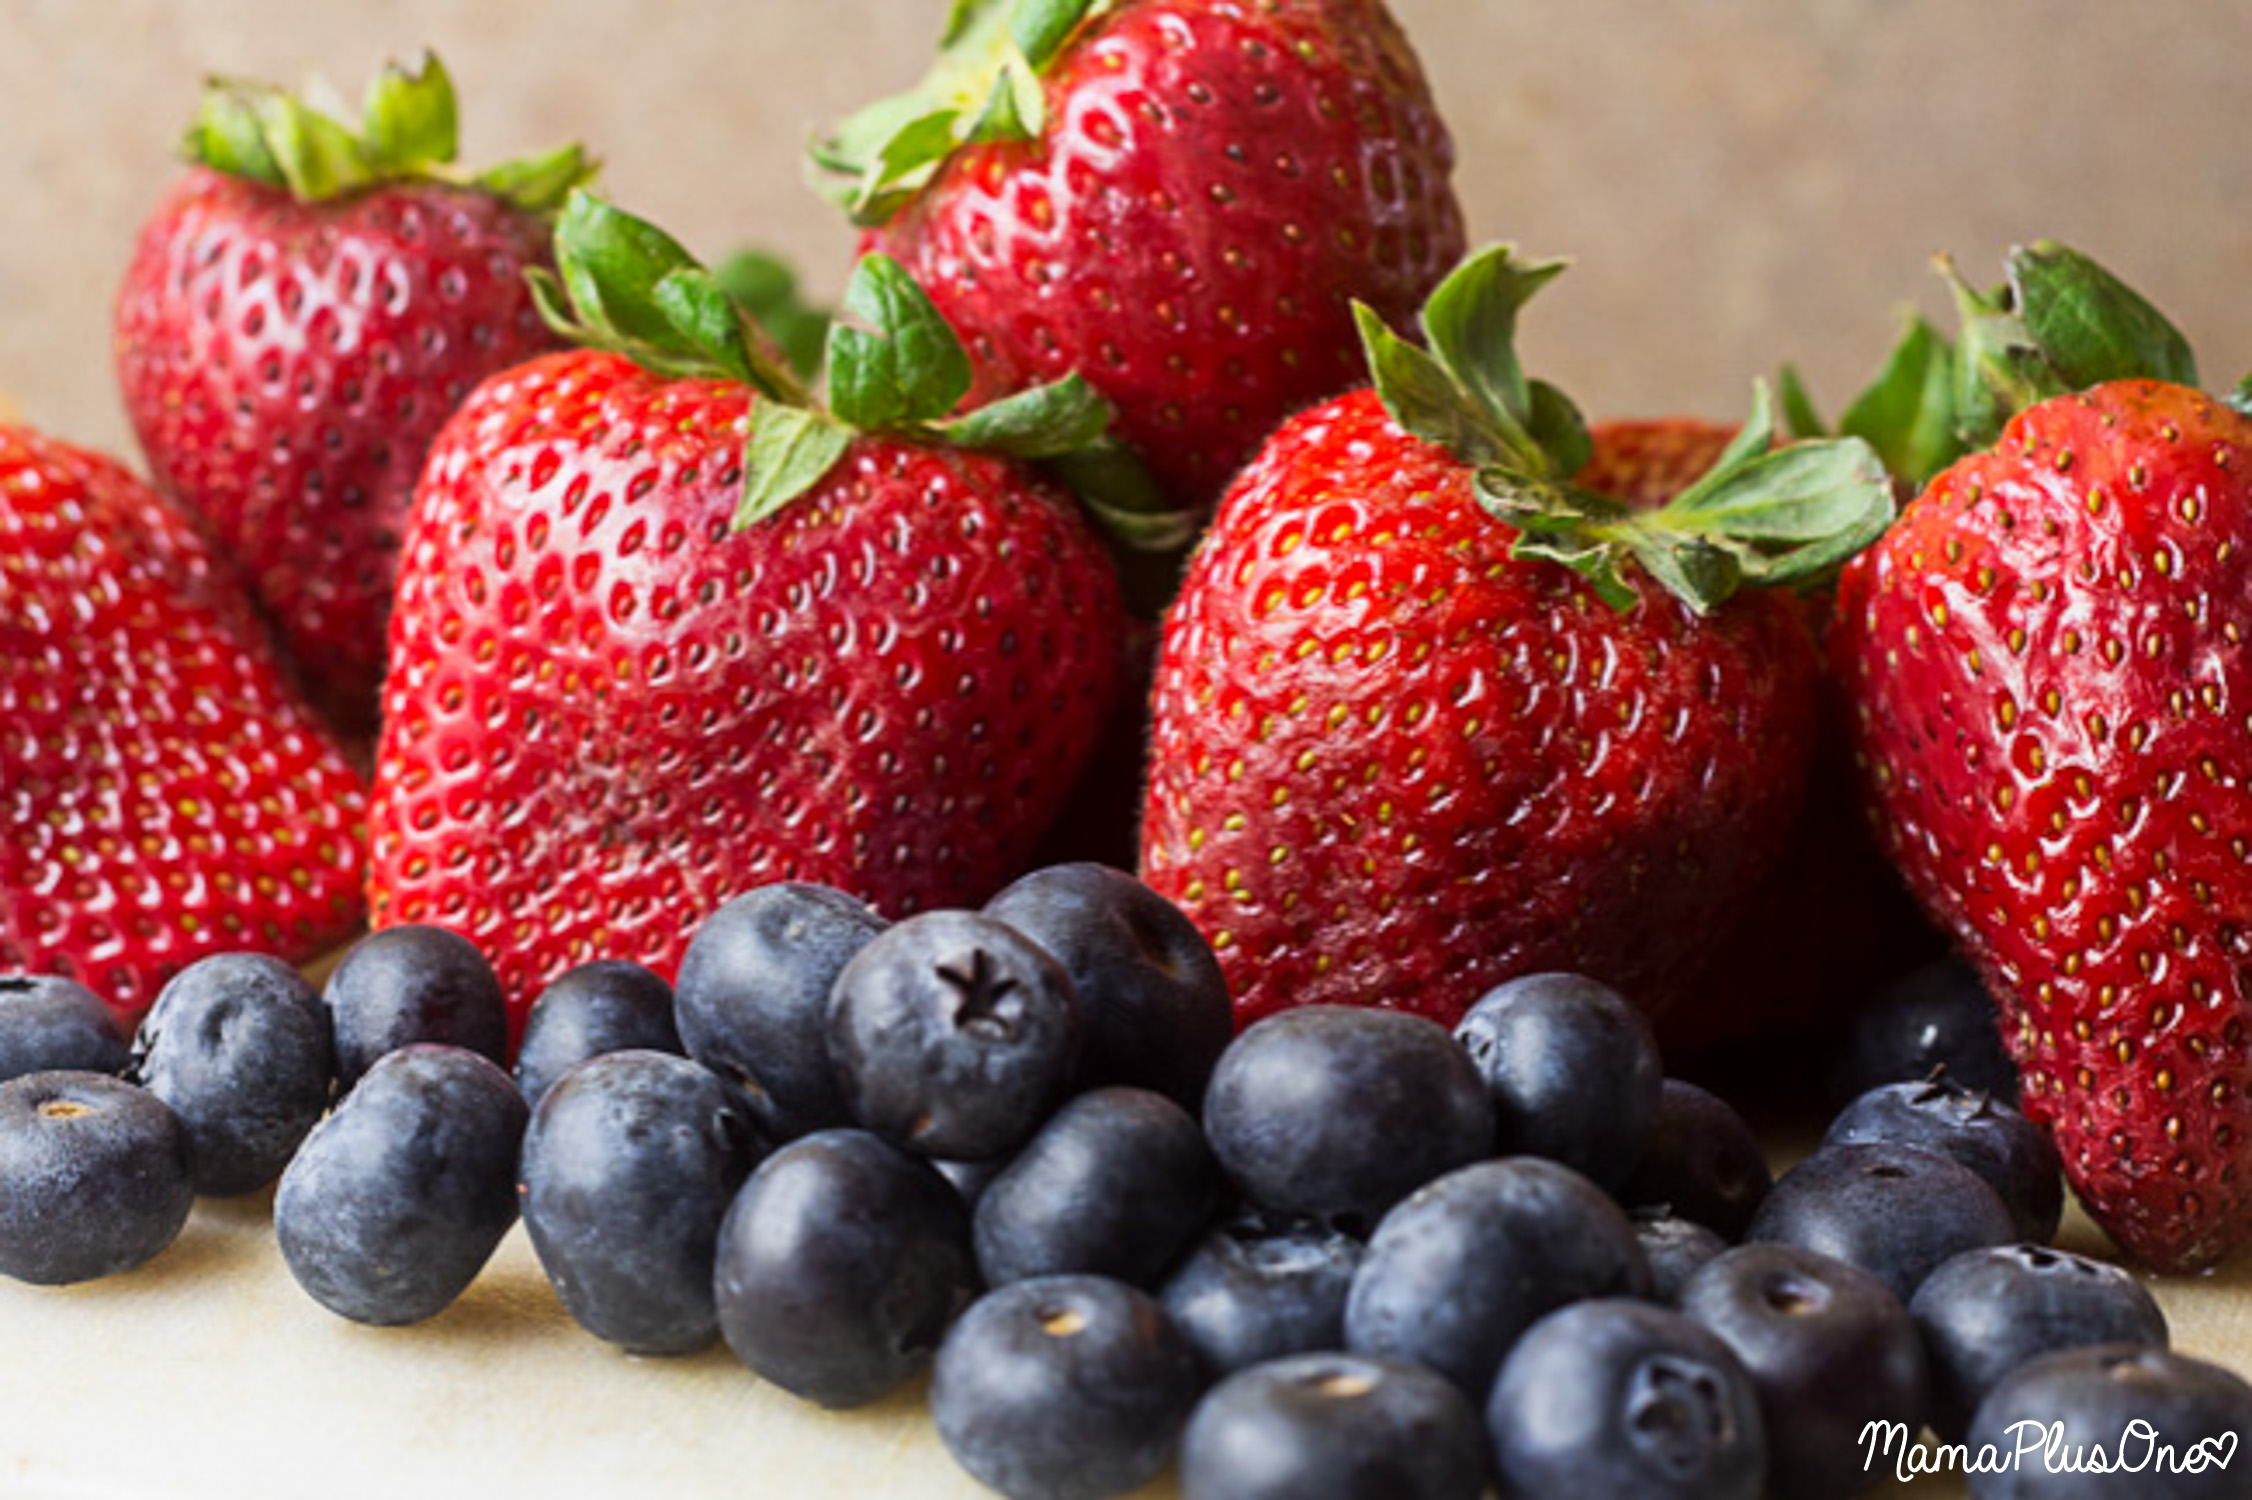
[1,1178,2243,1499]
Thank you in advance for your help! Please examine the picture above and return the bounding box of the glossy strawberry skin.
[114,169,561,735]
[1833,380,2252,1272]
[367,351,1127,1040]
[1139,391,1821,1031]
[867,0,1463,509]
[0,424,367,1024]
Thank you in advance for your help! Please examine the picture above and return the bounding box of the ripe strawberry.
[1138,248,1895,1032]
[114,54,593,736]
[0,423,367,1024]
[1833,242,2252,1271]
[366,195,1129,1039]
[816,0,1465,515]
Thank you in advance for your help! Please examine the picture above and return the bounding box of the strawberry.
[1138,247,1896,1032]
[1832,242,2252,1271]
[366,195,1130,1040]
[815,0,1465,516]
[114,54,593,737]
[0,422,367,1025]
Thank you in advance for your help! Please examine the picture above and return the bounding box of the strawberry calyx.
[810,0,1107,225]
[184,51,594,214]
[531,190,1176,542]
[1794,241,2204,489]
[1357,246,1896,614]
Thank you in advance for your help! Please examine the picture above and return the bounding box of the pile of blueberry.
[3,868,2250,1500]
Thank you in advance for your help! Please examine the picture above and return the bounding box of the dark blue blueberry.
[513,959,681,1112]
[1343,1156,1650,1398]
[1203,1005,1492,1234]
[1159,1208,1365,1379]
[983,862,1233,1110]
[827,910,1081,1162]
[1620,1079,1773,1240]
[321,926,508,1092]
[1965,1345,2252,1499]
[974,1086,1219,1289]
[130,952,332,1196]
[274,1044,527,1325]
[1180,1351,1490,1500]
[1487,1298,1766,1500]
[1834,953,2018,1106]
[520,1049,765,1356]
[1635,1209,1732,1306]
[0,974,128,1082]
[1679,1243,1927,1500]
[712,1127,978,1408]
[1824,1076,2063,1244]
[931,1273,1200,1500]
[673,883,885,1141]
[1748,1140,2016,1302]
[1452,972,1664,1189]
[0,1071,193,1284]
[1910,1244,2170,1442]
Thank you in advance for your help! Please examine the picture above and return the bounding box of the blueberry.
[321,926,508,1092]
[1203,1006,1492,1234]
[1635,1209,1732,1306]
[514,959,681,1111]
[1619,1079,1773,1240]
[1679,1243,1927,1500]
[1343,1156,1650,1398]
[983,862,1233,1110]
[1965,1345,2252,1499]
[828,910,1082,1162]
[712,1128,978,1408]
[1748,1140,2016,1301]
[1159,1208,1365,1379]
[1834,953,2017,1106]
[1453,972,1664,1188]
[130,952,332,1196]
[0,1071,193,1284]
[1910,1244,2170,1441]
[1824,1076,2063,1244]
[520,1049,764,1356]
[974,1086,1219,1288]
[673,883,885,1141]
[934,1152,1009,1208]
[274,1044,527,1325]
[0,974,128,1082]
[930,1273,1200,1500]
[1487,1298,1766,1500]
[1180,1351,1490,1500]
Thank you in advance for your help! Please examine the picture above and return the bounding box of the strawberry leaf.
[1421,249,1564,446]
[1777,365,1828,439]
[2009,240,2200,392]
[1837,312,1962,486]
[2230,375,2252,418]
[360,52,458,173]
[737,407,854,530]
[474,143,599,217]
[184,80,290,188]
[827,254,975,432]
[938,374,1110,458]
[713,251,832,384]
[811,0,1103,224]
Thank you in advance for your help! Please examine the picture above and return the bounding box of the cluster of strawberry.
[5,0,2252,1283]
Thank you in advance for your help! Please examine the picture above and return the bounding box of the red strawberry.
[817,0,1465,514]
[1575,418,1740,509]
[366,195,1129,1039]
[114,54,592,737]
[0,422,367,1024]
[1138,248,1896,1031]
[1833,242,2252,1270]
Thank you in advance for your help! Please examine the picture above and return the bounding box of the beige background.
[3,0,2249,461]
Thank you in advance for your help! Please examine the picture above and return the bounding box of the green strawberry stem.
[1358,245,1896,614]
[810,0,1107,224]
[531,190,1193,592]
[1941,241,2201,454]
[184,51,595,214]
